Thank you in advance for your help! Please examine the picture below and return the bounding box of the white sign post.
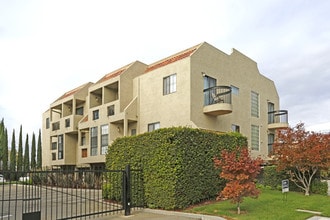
[282,179,289,201]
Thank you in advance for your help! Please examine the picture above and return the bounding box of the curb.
[143,208,226,220]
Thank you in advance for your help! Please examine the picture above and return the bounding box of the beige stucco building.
[42,42,288,170]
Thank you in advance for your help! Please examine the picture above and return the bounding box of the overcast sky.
[1,0,330,137]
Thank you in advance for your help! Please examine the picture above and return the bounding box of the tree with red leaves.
[272,123,330,196]
[214,147,263,214]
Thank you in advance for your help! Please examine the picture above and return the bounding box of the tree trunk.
[237,202,241,215]
[305,187,310,196]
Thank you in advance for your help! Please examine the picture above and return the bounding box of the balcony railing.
[52,122,60,131]
[203,86,232,116]
[204,86,232,106]
[268,110,289,129]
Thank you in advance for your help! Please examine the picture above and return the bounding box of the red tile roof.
[145,44,200,73]
[96,62,136,83]
[54,83,91,102]
[81,115,88,123]
[97,68,126,83]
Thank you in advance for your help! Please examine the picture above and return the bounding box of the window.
[51,142,57,150]
[203,75,216,89]
[163,74,176,95]
[131,129,136,136]
[52,122,60,131]
[76,107,84,115]
[251,91,259,117]
[90,127,98,156]
[268,133,275,154]
[81,149,87,158]
[107,105,115,116]
[148,122,160,132]
[93,110,99,120]
[231,85,239,95]
[81,133,86,146]
[46,118,50,129]
[231,124,240,133]
[251,125,259,151]
[203,75,217,105]
[52,153,56,160]
[101,125,108,155]
[58,135,63,159]
[65,118,70,127]
[268,102,275,123]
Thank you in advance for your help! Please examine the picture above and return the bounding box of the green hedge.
[311,179,328,195]
[105,127,247,209]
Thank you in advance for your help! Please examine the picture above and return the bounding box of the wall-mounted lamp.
[201,72,206,77]
[117,126,120,132]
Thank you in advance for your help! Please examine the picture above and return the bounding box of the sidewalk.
[96,208,330,220]
[96,209,225,220]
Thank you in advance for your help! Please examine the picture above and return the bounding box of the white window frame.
[231,124,240,133]
[90,126,98,156]
[163,74,177,95]
[251,125,260,151]
[100,124,108,155]
[231,85,239,95]
[251,91,259,118]
[148,122,160,132]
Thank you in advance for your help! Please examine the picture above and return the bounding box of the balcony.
[268,110,289,130]
[50,115,83,135]
[203,86,232,116]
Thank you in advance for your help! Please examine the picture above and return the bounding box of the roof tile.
[145,44,200,73]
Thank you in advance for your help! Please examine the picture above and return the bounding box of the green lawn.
[186,189,330,220]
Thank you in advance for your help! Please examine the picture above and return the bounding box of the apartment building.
[42,42,288,170]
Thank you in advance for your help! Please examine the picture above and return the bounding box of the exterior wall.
[42,42,286,169]
[42,83,93,169]
[138,58,193,133]
[41,110,51,168]
[75,62,147,167]
[190,43,280,158]
[190,43,230,130]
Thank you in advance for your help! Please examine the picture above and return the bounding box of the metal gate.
[0,165,144,220]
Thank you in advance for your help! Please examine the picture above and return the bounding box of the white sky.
[1,0,330,137]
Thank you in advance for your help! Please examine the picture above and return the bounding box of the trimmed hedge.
[105,127,247,209]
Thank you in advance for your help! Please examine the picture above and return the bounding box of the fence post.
[123,164,131,216]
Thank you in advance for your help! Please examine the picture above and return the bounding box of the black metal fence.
[0,165,143,220]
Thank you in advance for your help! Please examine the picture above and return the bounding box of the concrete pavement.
[96,208,225,220]
[95,208,330,220]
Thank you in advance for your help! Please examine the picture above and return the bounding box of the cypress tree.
[23,134,30,171]
[10,130,17,180]
[17,125,23,173]
[3,128,8,172]
[37,129,42,169]
[0,118,4,167]
[31,132,36,170]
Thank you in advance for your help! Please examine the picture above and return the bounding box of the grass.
[186,188,330,220]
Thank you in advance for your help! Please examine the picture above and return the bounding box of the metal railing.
[52,122,60,131]
[203,86,232,106]
[0,165,143,220]
[268,110,288,124]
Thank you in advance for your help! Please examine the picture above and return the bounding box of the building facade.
[42,42,288,170]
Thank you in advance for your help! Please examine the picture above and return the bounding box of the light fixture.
[201,72,206,77]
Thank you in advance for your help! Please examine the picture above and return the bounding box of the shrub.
[260,165,287,190]
[106,127,247,209]
[311,179,328,195]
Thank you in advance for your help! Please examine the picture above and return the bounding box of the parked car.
[19,176,30,182]
[0,174,5,182]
